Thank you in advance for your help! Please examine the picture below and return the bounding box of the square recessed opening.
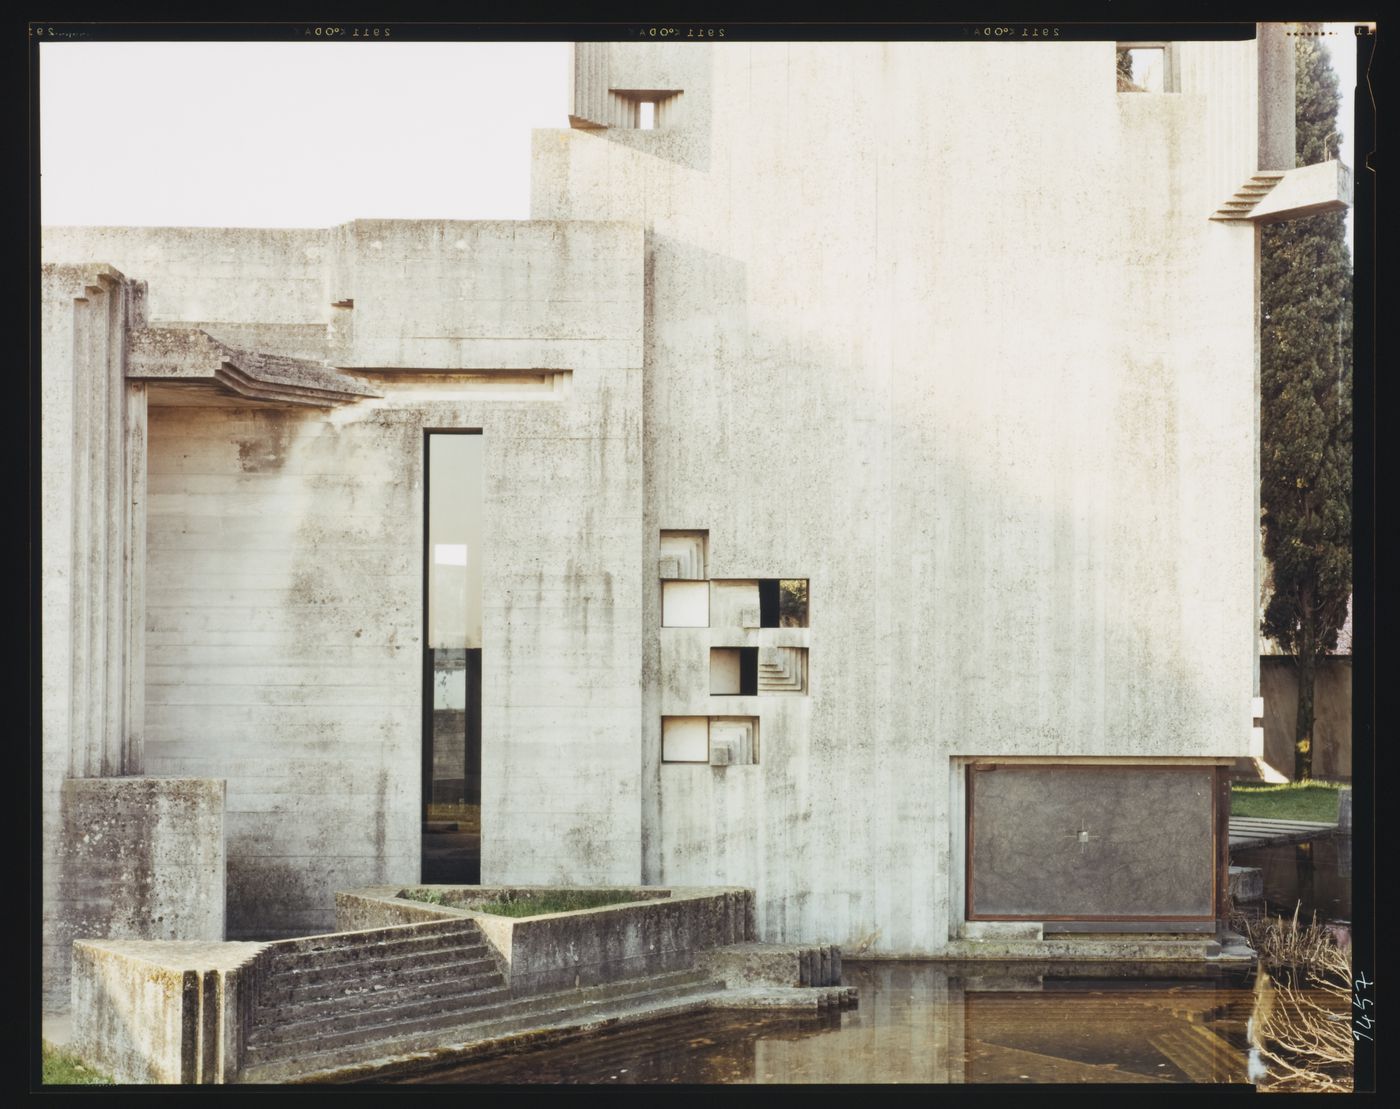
[755,579,808,627]
[659,529,708,580]
[1117,45,1166,93]
[662,716,709,763]
[662,580,710,627]
[610,89,681,129]
[757,646,808,695]
[711,647,758,696]
[709,717,758,766]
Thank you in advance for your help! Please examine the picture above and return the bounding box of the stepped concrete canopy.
[41,30,1346,1012]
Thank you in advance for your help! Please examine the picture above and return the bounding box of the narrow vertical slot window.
[423,432,483,883]
[639,100,656,130]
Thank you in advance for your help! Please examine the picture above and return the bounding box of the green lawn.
[41,1042,113,1085]
[1231,781,1344,823]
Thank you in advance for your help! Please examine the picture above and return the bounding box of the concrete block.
[1228,866,1263,903]
[71,939,265,1084]
[50,778,225,1013]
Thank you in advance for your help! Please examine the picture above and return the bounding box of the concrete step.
[249,983,515,1048]
[266,920,479,960]
[260,953,503,1007]
[261,929,486,977]
[239,970,719,1080]
[253,968,508,1028]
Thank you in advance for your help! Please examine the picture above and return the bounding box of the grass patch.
[1231,781,1343,823]
[42,1042,114,1085]
[400,887,448,905]
[474,890,640,917]
[398,887,648,916]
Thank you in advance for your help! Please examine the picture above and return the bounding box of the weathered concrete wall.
[1259,655,1351,780]
[531,41,1260,953]
[43,227,331,360]
[50,779,225,1013]
[326,219,643,370]
[46,221,646,937]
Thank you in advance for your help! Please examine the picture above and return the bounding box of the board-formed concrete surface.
[69,886,851,1083]
[42,35,1345,1000]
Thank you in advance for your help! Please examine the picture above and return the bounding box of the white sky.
[39,30,1364,230]
[39,42,570,226]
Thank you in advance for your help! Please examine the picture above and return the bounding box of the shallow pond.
[393,960,1335,1085]
[1232,833,1351,926]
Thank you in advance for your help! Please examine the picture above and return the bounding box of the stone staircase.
[240,964,733,1083]
[241,918,509,1079]
[1209,171,1286,221]
[232,916,851,1083]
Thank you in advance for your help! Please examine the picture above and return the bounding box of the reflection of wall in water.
[753,964,962,1083]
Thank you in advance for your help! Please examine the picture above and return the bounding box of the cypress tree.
[1259,28,1352,781]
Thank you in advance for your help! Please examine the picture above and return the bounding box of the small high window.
[610,89,681,129]
[1116,44,1174,93]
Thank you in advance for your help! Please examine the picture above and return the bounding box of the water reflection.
[396,962,1281,1085]
[1232,834,1351,925]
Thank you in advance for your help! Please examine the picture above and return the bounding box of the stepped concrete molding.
[127,327,381,406]
[1209,171,1287,221]
[71,885,853,1083]
[659,530,708,580]
[758,646,808,695]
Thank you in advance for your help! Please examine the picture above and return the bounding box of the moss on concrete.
[42,1041,114,1085]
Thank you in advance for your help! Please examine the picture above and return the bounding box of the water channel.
[390,833,1351,1087]
[400,961,1281,1085]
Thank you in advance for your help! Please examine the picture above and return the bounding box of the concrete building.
[40,32,1350,1011]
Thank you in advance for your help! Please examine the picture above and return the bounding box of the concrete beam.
[1250,159,1353,223]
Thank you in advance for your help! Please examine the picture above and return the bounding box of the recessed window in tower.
[423,431,483,884]
[639,100,656,129]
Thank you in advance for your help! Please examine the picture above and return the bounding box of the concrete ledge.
[696,942,843,988]
[962,921,1044,941]
[937,937,1227,961]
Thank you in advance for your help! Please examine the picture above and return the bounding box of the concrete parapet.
[336,885,755,995]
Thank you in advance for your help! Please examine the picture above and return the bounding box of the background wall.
[532,41,1261,953]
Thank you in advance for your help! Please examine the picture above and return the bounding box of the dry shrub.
[1235,902,1354,1093]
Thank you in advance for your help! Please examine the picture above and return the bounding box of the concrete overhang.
[1249,159,1353,223]
[127,326,382,407]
